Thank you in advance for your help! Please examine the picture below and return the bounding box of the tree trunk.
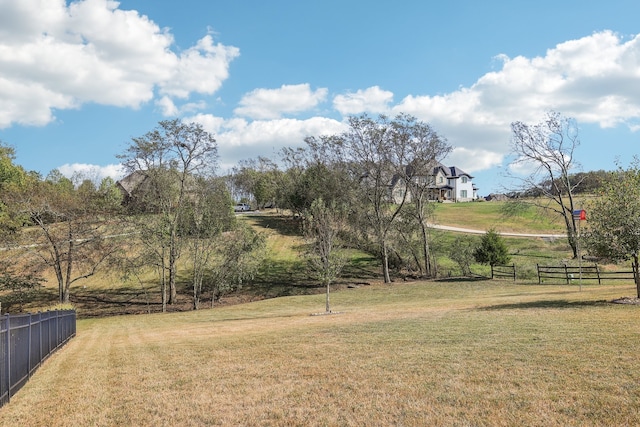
[382,243,391,283]
[169,231,178,304]
[63,237,73,304]
[419,218,432,277]
[563,213,578,258]
[161,250,167,312]
[325,281,331,313]
[634,255,640,299]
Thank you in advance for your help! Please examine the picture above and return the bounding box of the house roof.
[116,170,148,197]
[445,165,473,179]
[390,162,475,190]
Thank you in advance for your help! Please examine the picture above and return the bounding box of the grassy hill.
[3,202,639,425]
[431,200,565,233]
[2,279,639,426]
[2,200,606,316]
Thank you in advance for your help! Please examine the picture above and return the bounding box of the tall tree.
[0,142,29,237]
[584,159,640,297]
[231,157,280,209]
[337,114,407,283]
[302,114,448,283]
[118,119,218,309]
[304,198,348,313]
[181,176,235,309]
[8,172,122,303]
[508,111,581,258]
[389,114,452,277]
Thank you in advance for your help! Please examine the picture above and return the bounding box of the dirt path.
[428,223,565,239]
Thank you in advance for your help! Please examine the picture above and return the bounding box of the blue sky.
[1,0,639,194]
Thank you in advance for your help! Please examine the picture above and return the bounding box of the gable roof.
[445,165,473,179]
[116,170,148,197]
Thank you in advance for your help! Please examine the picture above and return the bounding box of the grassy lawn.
[2,279,639,426]
[432,200,565,233]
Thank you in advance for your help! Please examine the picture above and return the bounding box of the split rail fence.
[490,264,516,281]
[0,310,76,407]
[490,264,636,284]
[537,264,636,285]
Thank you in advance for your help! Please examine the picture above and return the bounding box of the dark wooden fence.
[491,264,516,281]
[536,264,636,285]
[0,310,76,407]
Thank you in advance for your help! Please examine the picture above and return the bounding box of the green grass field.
[432,200,565,233]
[2,280,639,426]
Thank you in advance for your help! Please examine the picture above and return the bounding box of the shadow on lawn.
[247,214,302,236]
[70,286,162,317]
[435,275,490,283]
[481,299,609,311]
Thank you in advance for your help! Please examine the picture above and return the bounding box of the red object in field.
[572,209,586,221]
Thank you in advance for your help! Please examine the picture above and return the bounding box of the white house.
[390,163,478,203]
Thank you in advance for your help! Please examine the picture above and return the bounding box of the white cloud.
[333,86,394,115]
[447,147,503,175]
[184,30,640,179]
[156,96,179,117]
[0,0,238,128]
[234,84,328,119]
[187,113,346,168]
[160,35,239,99]
[58,162,124,183]
[156,96,206,117]
[392,30,640,174]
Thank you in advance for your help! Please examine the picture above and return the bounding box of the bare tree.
[231,157,280,209]
[118,120,218,309]
[181,176,235,309]
[9,171,122,303]
[301,114,448,283]
[508,111,581,258]
[337,115,408,283]
[390,114,451,277]
[304,198,348,313]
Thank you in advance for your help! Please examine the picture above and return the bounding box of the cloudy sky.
[0,0,639,194]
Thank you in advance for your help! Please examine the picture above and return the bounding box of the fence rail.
[0,310,76,407]
[536,264,636,285]
[491,264,516,281]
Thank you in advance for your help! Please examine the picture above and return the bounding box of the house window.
[461,190,467,198]
[438,176,443,184]
[461,176,468,184]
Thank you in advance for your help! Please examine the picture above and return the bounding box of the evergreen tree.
[474,229,511,266]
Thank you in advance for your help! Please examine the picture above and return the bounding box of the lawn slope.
[1,280,639,426]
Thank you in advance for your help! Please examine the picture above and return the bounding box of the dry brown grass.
[2,280,640,426]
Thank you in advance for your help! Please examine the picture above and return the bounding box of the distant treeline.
[509,170,609,198]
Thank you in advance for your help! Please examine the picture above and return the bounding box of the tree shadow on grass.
[247,215,302,236]
[70,286,161,317]
[2,287,58,313]
[435,275,490,283]
[480,299,609,311]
